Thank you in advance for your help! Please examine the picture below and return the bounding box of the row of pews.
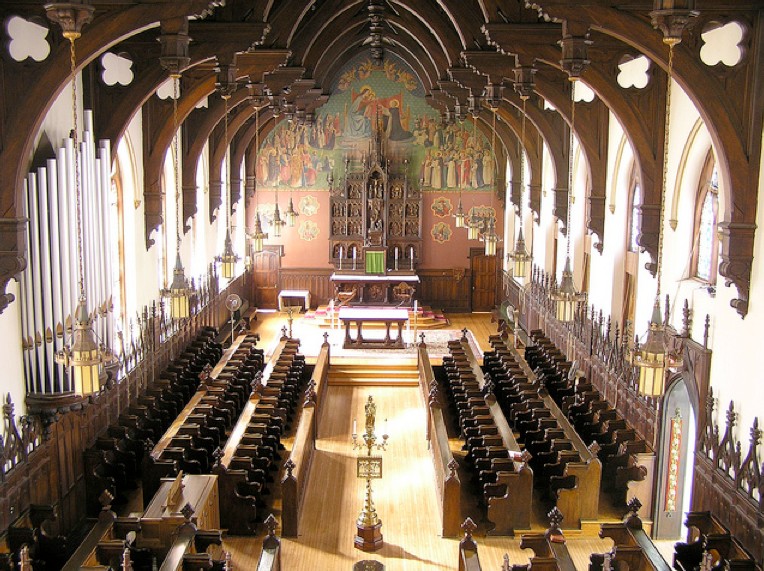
[442,335,533,535]
[483,336,600,529]
[86,328,223,517]
[418,340,461,537]
[212,335,307,534]
[144,333,265,505]
[281,336,330,537]
[524,330,654,515]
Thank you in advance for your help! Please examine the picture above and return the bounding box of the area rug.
[285,327,483,361]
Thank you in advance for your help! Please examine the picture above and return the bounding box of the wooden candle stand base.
[354,521,383,552]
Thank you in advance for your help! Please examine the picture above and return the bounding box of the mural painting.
[431,197,453,217]
[299,195,319,216]
[431,222,452,244]
[256,54,495,192]
[298,220,320,242]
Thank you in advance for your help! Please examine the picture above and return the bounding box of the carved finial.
[224,551,233,571]
[429,385,442,409]
[251,371,264,395]
[502,554,511,571]
[122,547,133,571]
[4,394,14,420]
[589,441,601,456]
[682,299,691,337]
[264,513,278,537]
[624,496,643,529]
[323,331,329,345]
[19,545,31,571]
[461,327,468,340]
[603,551,613,571]
[483,374,495,401]
[547,506,564,538]
[284,458,295,478]
[212,447,224,466]
[419,332,426,347]
[281,325,288,339]
[180,502,195,522]
[99,489,114,512]
[704,314,710,348]
[461,517,478,551]
[627,496,642,516]
[448,458,458,477]
[726,401,737,430]
[303,386,317,407]
[750,418,761,448]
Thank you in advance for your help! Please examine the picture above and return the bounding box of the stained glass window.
[695,163,718,282]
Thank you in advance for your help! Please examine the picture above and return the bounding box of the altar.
[331,273,419,306]
[338,307,409,349]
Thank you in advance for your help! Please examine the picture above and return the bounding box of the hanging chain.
[69,36,85,303]
[519,97,527,233]
[172,74,181,252]
[567,80,576,259]
[491,108,496,211]
[656,44,674,301]
[255,106,259,209]
[223,95,231,234]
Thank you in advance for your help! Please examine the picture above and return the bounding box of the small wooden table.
[278,289,311,312]
[338,307,408,349]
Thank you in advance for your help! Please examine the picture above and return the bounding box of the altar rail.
[281,341,330,537]
[0,273,244,537]
[417,342,461,537]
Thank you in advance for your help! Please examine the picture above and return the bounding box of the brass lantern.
[509,228,532,278]
[552,257,584,322]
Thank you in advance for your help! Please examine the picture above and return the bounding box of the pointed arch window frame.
[691,151,719,284]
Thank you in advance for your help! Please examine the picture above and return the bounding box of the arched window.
[692,152,719,283]
[627,165,641,253]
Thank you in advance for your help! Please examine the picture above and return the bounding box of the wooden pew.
[212,337,304,535]
[458,518,482,571]
[674,511,758,571]
[594,498,671,571]
[516,508,577,571]
[281,340,330,537]
[499,340,602,529]
[418,341,461,537]
[256,515,282,571]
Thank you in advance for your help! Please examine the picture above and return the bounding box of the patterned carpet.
[294,327,482,361]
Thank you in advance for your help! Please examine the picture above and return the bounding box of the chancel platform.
[338,307,409,349]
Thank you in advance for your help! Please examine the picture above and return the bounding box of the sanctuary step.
[304,305,449,330]
[328,362,419,386]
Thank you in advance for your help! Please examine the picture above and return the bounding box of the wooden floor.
[218,310,677,569]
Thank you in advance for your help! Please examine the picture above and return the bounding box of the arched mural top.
[256,53,495,193]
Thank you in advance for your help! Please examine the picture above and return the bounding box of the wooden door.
[251,250,279,309]
[471,250,498,311]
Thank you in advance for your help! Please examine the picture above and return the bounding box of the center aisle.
[290,385,456,570]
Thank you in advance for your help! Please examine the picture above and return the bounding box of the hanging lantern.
[165,252,191,319]
[56,299,114,396]
[631,299,683,396]
[285,196,299,227]
[250,213,268,253]
[482,216,498,256]
[466,212,481,240]
[453,198,465,228]
[552,257,584,322]
[216,229,238,279]
[510,228,532,278]
[272,202,285,238]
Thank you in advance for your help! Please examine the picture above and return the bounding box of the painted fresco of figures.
[252,54,495,191]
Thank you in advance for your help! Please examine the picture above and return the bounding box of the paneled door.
[470,250,498,312]
[251,250,280,309]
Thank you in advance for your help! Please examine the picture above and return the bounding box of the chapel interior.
[0,1,762,570]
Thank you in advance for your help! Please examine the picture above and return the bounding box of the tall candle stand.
[352,395,389,551]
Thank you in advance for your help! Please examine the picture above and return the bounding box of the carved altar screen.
[330,154,422,273]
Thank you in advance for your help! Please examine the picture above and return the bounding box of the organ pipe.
[21,111,115,396]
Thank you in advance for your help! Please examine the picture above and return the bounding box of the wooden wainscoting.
[417,269,472,312]
[279,268,334,307]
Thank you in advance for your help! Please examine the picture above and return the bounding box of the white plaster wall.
[0,281,28,415]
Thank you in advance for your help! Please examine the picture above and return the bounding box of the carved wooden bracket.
[718,221,754,318]
[636,203,660,276]
[553,187,569,235]
[0,217,28,315]
[588,194,606,252]
[144,185,164,249]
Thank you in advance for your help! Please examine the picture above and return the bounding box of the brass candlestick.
[352,395,388,551]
